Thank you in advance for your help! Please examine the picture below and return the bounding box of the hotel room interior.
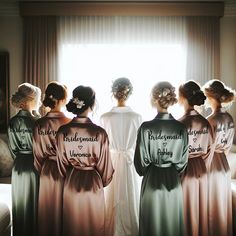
[0,0,236,235]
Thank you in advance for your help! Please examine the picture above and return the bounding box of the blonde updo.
[151,81,177,109]
[11,83,41,108]
[203,80,236,105]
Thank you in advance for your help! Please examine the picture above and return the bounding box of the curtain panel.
[24,16,58,92]
[186,17,220,84]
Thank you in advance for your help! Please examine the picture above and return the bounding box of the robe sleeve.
[7,123,17,159]
[56,130,70,177]
[134,125,150,176]
[96,131,114,187]
[33,123,45,173]
[175,127,188,173]
[203,124,215,171]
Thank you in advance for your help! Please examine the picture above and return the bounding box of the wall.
[0,14,23,119]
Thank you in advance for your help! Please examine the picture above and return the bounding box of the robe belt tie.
[214,150,224,154]
[153,163,172,168]
[18,150,32,155]
[48,155,57,161]
[110,149,134,165]
[74,166,95,171]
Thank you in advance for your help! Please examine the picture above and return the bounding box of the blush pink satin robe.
[207,108,235,236]
[33,112,70,236]
[179,109,214,236]
[56,117,114,236]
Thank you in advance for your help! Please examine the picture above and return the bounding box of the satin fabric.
[134,112,188,236]
[179,109,214,236]
[100,106,142,236]
[8,110,39,236]
[207,108,235,236]
[33,112,70,236]
[56,117,114,236]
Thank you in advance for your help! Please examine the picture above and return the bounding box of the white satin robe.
[100,106,142,236]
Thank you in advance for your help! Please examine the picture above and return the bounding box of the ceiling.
[0,0,231,2]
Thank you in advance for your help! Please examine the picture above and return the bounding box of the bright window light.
[59,44,186,123]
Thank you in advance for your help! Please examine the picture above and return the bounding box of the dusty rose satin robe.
[56,117,114,236]
[207,108,235,236]
[33,112,70,236]
[179,109,214,236]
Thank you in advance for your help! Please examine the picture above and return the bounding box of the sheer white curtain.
[58,16,187,44]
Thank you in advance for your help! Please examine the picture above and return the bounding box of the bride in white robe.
[100,78,142,236]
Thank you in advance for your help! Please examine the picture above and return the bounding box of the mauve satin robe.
[33,112,70,236]
[8,110,39,236]
[179,109,214,236]
[207,108,235,236]
[134,113,188,236]
[56,117,114,236]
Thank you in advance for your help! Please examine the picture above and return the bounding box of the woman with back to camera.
[178,81,214,236]
[134,81,188,236]
[33,81,71,236]
[8,83,41,236]
[56,85,114,236]
[100,77,142,236]
[203,80,235,236]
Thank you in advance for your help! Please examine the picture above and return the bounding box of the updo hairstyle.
[179,80,206,106]
[43,81,67,109]
[66,85,95,115]
[203,80,235,104]
[11,83,41,109]
[151,81,177,109]
[111,77,133,101]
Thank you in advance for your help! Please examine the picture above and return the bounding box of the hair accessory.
[72,98,85,109]
[192,89,201,95]
[158,88,172,98]
[49,95,57,102]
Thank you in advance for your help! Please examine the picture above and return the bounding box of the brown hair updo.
[179,80,206,106]
[66,85,95,115]
[43,81,67,109]
[203,80,235,104]
[151,81,177,109]
[111,77,133,101]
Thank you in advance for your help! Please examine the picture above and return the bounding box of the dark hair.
[43,81,67,109]
[203,80,236,104]
[179,80,206,106]
[111,77,133,101]
[66,85,95,115]
[151,81,177,109]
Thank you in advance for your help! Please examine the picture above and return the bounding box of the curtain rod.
[20,2,224,17]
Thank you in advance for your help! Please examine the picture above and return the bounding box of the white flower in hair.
[73,98,85,109]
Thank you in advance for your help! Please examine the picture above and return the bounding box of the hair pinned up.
[66,85,95,115]
[203,80,236,105]
[43,81,67,109]
[179,80,206,106]
[11,83,41,108]
[151,81,177,109]
[112,77,133,101]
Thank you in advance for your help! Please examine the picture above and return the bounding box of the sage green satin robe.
[134,113,188,236]
[8,110,39,236]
